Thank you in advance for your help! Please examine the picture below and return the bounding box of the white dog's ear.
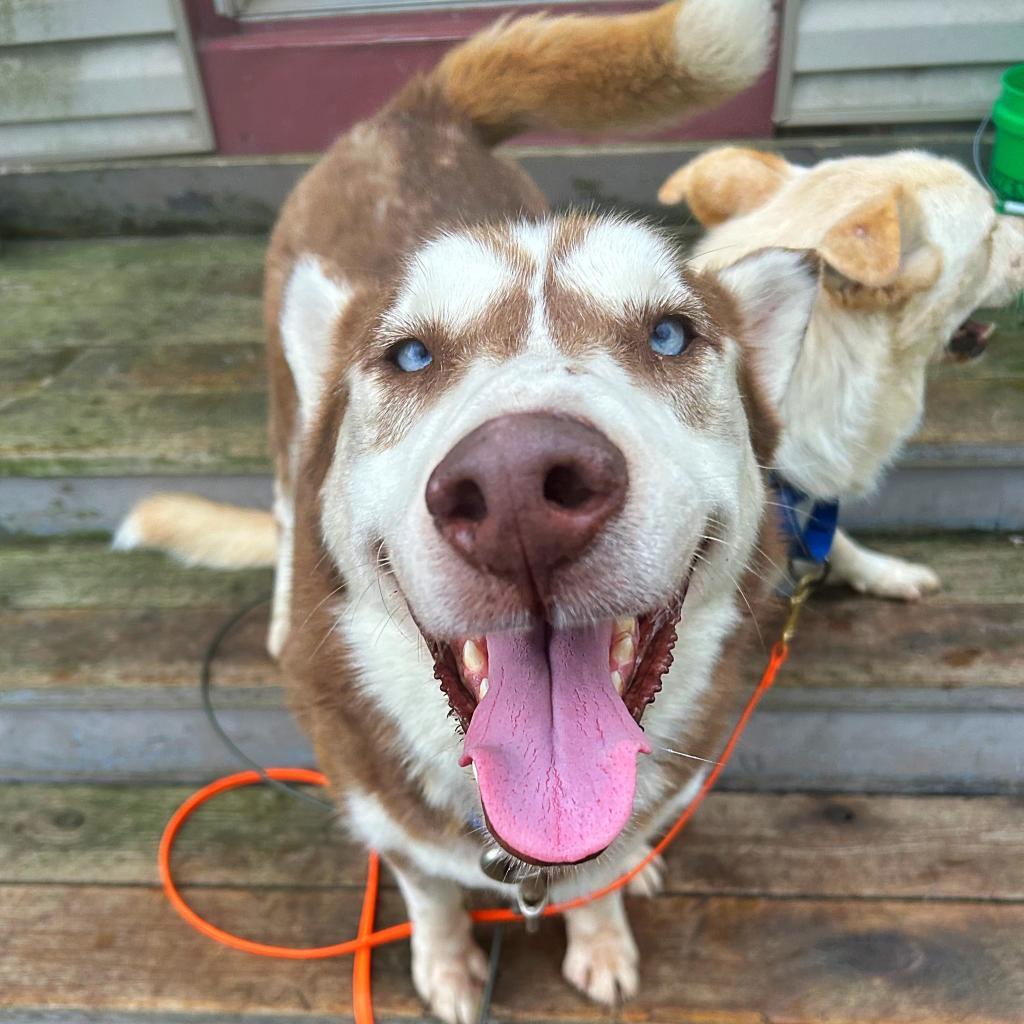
[820,188,942,304]
[658,147,795,225]
[718,247,820,407]
[279,256,351,426]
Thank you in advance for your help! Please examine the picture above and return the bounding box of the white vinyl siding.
[775,0,1024,127]
[0,0,213,164]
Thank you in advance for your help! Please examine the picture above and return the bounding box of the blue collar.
[770,474,839,565]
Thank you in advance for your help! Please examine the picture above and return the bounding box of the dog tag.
[479,847,514,884]
[516,872,549,933]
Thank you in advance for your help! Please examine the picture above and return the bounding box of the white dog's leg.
[828,528,940,601]
[387,857,487,1024]
[562,888,639,1006]
[267,480,293,659]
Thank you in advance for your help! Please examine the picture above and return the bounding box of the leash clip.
[782,560,829,645]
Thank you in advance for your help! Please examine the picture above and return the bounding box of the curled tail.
[433,0,773,144]
[113,494,277,569]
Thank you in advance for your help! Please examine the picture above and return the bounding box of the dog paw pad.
[412,940,487,1024]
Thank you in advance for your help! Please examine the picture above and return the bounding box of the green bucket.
[991,63,1024,213]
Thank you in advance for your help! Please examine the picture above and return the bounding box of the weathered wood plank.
[1,884,1021,1021]
[916,378,1024,447]
[0,238,1021,477]
[0,389,269,476]
[766,600,1024,688]
[0,606,276,689]
[0,533,1015,610]
[0,342,265,402]
[3,786,1023,902]
[826,532,1024,604]
[2,237,264,352]
[0,539,271,611]
[1,535,1019,692]
[4,373,1021,474]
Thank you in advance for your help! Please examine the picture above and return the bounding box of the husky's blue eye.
[649,317,693,357]
[391,338,433,372]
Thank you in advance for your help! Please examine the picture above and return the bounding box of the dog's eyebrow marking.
[510,220,558,353]
[510,219,554,268]
[555,219,693,315]
[386,233,517,334]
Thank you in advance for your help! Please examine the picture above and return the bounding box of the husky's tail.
[113,494,277,568]
[116,0,771,569]
[431,0,773,144]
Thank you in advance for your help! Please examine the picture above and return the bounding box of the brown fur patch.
[824,241,943,310]
[281,380,471,844]
[820,188,903,289]
[694,266,782,467]
[364,281,534,451]
[659,147,792,225]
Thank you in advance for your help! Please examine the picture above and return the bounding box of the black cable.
[199,593,334,812]
[202,597,505,1022]
[477,923,505,1024]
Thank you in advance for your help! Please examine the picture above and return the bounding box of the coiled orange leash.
[159,571,817,1023]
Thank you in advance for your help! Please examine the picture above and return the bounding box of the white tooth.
[615,616,636,636]
[462,639,485,673]
[611,634,635,666]
[479,677,489,699]
[611,670,624,695]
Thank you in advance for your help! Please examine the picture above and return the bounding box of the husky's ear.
[718,247,820,407]
[820,188,942,304]
[658,147,794,226]
[279,256,351,426]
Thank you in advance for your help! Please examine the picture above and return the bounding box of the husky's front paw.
[563,892,639,1005]
[563,926,639,1005]
[411,937,488,1024]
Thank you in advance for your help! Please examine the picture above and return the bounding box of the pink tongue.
[460,621,650,864]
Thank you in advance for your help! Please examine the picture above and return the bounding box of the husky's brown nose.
[425,413,628,597]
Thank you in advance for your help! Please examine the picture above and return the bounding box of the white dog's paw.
[411,937,488,1024]
[842,554,941,602]
[563,926,639,1006]
[626,846,665,899]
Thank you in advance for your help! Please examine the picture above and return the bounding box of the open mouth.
[425,580,692,866]
[946,318,995,362]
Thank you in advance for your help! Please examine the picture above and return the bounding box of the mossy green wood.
[2,238,1022,476]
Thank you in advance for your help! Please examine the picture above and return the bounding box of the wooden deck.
[3,784,1023,1022]
[2,233,1023,1021]
[2,237,1022,477]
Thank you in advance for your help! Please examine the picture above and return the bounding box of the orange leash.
[159,638,791,1021]
[353,850,380,1023]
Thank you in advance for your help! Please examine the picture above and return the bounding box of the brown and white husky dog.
[117,1,825,1018]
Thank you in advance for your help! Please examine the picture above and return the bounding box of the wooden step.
[2,784,1021,1022]
[1,533,1021,791]
[2,237,1023,532]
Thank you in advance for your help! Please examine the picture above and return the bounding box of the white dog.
[659,146,1024,598]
